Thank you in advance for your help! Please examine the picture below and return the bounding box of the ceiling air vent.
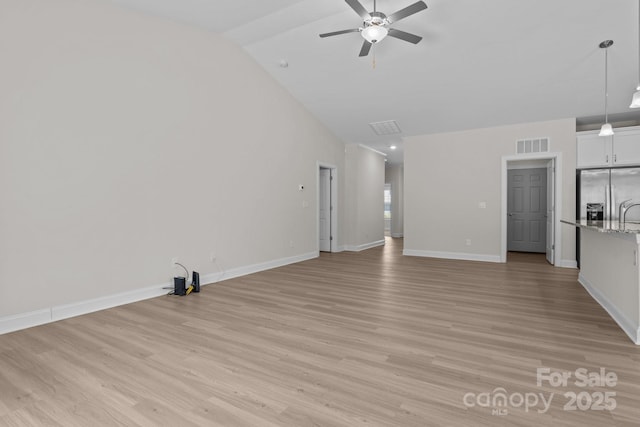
[516,137,550,154]
[370,120,402,136]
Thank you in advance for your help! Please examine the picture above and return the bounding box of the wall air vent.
[516,137,550,154]
[370,120,402,135]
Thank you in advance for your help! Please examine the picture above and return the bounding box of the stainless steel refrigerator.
[578,167,640,222]
[577,167,640,266]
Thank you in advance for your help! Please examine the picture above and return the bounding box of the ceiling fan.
[319,0,428,57]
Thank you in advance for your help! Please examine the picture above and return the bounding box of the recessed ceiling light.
[279,59,289,68]
[390,145,397,150]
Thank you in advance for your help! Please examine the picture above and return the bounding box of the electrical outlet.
[171,257,178,266]
[465,239,472,246]
[289,240,294,248]
[210,253,216,263]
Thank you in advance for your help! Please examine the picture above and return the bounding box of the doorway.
[507,168,547,253]
[384,184,391,234]
[318,164,338,253]
[501,153,562,265]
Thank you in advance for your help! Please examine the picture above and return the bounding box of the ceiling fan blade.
[387,28,422,44]
[359,40,372,57]
[387,1,427,23]
[345,0,371,20]
[319,28,360,38]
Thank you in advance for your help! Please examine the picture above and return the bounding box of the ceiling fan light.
[362,25,388,43]
[599,123,614,136]
[630,88,640,108]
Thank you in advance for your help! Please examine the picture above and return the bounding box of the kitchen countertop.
[561,219,640,234]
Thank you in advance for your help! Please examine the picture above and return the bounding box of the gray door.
[508,168,547,253]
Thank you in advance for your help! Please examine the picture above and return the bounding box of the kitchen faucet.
[618,199,633,227]
[621,202,640,230]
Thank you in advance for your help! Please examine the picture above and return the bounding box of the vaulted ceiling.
[109,0,640,164]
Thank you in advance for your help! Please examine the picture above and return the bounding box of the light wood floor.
[1,238,640,426]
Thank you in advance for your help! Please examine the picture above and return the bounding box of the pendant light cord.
[604,46,609,123]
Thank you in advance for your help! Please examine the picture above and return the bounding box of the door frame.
[317,162,339,253]
[501,152,563,265]
[545,158,555,264]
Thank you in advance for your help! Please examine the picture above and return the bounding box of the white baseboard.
[0,251,318,336]
[343,239,385,252]
[0,283,168,335]
[403,249,502,263]
[390,233,404,238]
[578,273,640,345]
[200,251,317,285]
[0,309,52,335]
[51,284,169,323]
[557,259,578,269]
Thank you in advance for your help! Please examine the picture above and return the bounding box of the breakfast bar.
[562,220,640,344]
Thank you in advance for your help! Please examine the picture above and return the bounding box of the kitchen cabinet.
[613,129,640,166]
[577,127,640,168]
[576,133,612,168]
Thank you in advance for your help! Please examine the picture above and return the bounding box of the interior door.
[545,160,555,264]
[319,168,331,252]
[507,168,547,253]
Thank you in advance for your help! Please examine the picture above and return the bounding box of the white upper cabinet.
[611,129,640,166]
[577,127,640,168]
[576,133,612,168]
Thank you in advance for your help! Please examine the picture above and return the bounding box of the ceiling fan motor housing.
[368,11,388,24]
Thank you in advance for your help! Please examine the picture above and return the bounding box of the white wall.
[0,0,346,322]
[385,165,404,238]
[404,118,576,264]
[344,145,385,251]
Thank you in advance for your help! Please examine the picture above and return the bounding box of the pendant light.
[631,1,640,108]
[599,40,614,137]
